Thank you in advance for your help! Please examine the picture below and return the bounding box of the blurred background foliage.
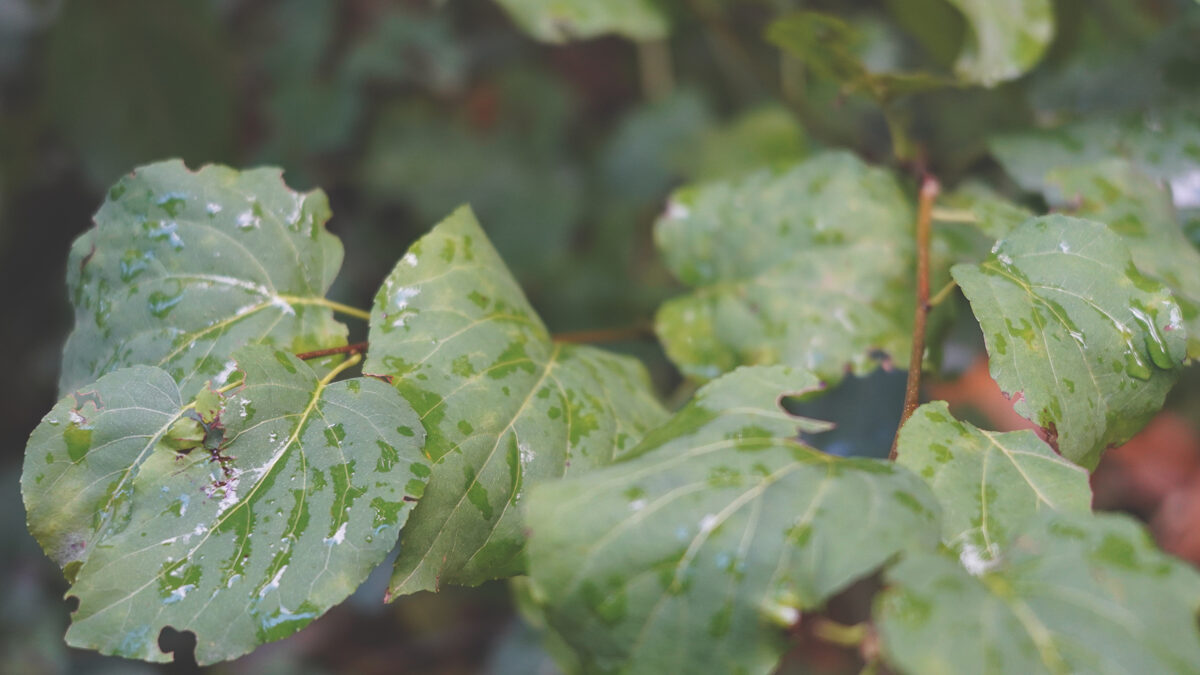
[3,0,1200,672]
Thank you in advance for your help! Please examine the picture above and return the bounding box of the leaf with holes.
[57,346,429,664]
[1044,160,1200,358]
[951,215,1186,468]
[493,0,668,43]
[875,511,1200,674]
[896,402,1091,563]
[655,152,915,384]
[60,160,349,399]
[364,206,668,597]
[525,365,942,675]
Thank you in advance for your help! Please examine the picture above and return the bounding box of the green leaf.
[45,0,236,187]
[1044,160,1200,359]
[990,105,1200,193]
[60,160,349,399]
[951,215,1186,468]
[896,402,1091,561]
[938,0,1054,85]
[676,105,808,183]
[766,12,955,103]
[655,152,915,383]
[365,206,668,596]
[493,0,669,43]
[875,511,1200,674]
[58,346,429,664]
[526,365,942,675]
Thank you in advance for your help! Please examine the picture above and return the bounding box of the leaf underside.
[951,214,1186,468]
[526,365,941,675]
[365,206,668,597]
[938,0,1054,85]
[60,160,348,400]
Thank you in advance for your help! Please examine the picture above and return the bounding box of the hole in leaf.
[157,626,198,670]
[783,369,907,459]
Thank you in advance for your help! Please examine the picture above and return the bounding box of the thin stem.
[812,618,867,647]
[296,341,369,361]
[282,295,372,321]
[931,207,977,223]
[553,324,654,344]
[319,353,363,386]
[890,174,940,461]
[637,39,675,101]
[929,280,958,307]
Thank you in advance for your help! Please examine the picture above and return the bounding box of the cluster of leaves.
[18,0,1200,673]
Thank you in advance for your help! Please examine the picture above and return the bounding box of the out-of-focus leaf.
[875,512,1200,674]
[767,12,954,102]
[494,0,669,43]
[46,0,236,188]
[990,104,1200,195]
[655,152,914,384]
[343,9,467,93]
[60,161,349,399]
[360,76,582,278]
[38,347,429,664]
[933,0,1055,85]
[951,215,1187,468]
[526,365,941,675]
[677,105,807,182]
[897,401,1091,561]
[1045,160,1200,358]
[365,207,668,596]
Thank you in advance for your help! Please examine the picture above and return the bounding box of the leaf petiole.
[280,295,372,321]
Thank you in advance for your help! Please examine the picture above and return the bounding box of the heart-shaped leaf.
[61,160,349,398]
[526,365,942,675]
[655,152,915,384]
[493,0,669,43]
[951,214,1186,468]
[365,206,668,596]
[896,401,1091,563]
[875,511,1200,674]
[55,346,429,664]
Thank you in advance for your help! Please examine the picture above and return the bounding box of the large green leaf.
[655,152,915,384]
[896,402,1091,563]
[1044,160,1200,358]
[60,160,349,399]
[951,215,1186,468]
[936,0,1054,85]
[58,346,429,664]
[526,365,942,675]
[365,206,668,596]
[990,104,1200,193]
[875,511,1200,674]
[493,0,669,43]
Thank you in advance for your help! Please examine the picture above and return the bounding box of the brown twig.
[890,175,940,461]
[296,341,369,361]
[553,324,655,344]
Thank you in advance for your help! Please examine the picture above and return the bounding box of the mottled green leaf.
[990,105,1200,193]
[951,215,1186,468]
[60,346,429,664]
[767,12,955,102]
[655,152,915,383]
[1044,160,1200,359]
[897,402,1091,562]
[365,206,668,596]
[876,511,1200,674]
[494,0,668,43]
[526,365,941,675]
[939,0,1054,85]
[60,160,349,399]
